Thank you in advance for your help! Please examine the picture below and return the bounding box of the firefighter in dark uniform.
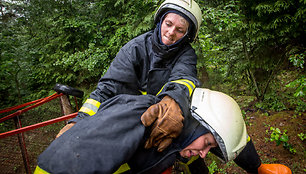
[35,88,291,174]
[35,0,291,173]
[58,0,204,153]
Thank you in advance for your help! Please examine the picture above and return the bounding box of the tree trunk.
[243,40,262,101]
[247,69,262,101]
[199,66,211,88]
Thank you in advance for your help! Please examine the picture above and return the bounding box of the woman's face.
[160,13,189,45]
[180,133,218,159]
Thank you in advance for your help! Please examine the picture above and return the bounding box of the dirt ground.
[0,110,305,174]
[209,110,306,174]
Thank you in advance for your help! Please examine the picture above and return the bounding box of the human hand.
[55,122,76,138]
[141,96,184,152]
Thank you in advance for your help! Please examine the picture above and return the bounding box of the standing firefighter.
[36,0,291,173]
[57,0,203,153]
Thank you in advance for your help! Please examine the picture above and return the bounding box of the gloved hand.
[258,164,292,174]
[55,122,76,138]
[141,96,184,152]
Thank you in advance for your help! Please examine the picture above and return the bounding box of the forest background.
[0,0,305,173]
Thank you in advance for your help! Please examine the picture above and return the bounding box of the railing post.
[59,95,74,124]
[54,84,84,124]
[13,116,31,174]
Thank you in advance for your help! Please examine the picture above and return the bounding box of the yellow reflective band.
[139,90,147,95]
[79,106,96,116]
[176,81,192,96]
[85,99,101,108]
[113,163,130,174]
[180,79,196,89]
[171,79,195,96]
[156,79,195,96]
[156,85,166,96]
[186,155,199,165]
[34,166,50,174]
[247,135,251,142]
[78,99,101,116]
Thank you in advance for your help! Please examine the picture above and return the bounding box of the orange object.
[258,164,292,174]
[161,167,172,174]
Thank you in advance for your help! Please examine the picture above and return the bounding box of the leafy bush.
[258,93,286,111]
[267,127,296,154]
[297,133,305,141]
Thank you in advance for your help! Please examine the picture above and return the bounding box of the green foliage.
[206,154,226,174]
[289,51,305,69]
[285,48,305,112]
[240,0,305,43]
[197,0,305,108]
[297,133,305,141]
[286,74,305,98]
[54,43,111,84]
[257,93,286,111]
[0,0,158,107]
[196,0,247,89]
[267,127,296,154]
[1,0,305,113]
[207,160,219,173]
[0,1,34,106]
[241,109,252,126]
[239,0,305,101]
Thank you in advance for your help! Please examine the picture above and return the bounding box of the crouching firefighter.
[34,88,291,174]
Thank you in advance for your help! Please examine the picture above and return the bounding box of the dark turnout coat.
[37,94,203,173]
[73,27,199,123]
[37,94,261,174]
[37,27,203,173]
[37,27,261,173]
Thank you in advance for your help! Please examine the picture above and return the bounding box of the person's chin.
[162,37,174,45]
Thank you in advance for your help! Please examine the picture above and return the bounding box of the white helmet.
[190,88,248,162]
[154,0,202,42]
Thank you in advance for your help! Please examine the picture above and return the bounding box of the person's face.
[160,13,189,45]
[180,133,218,159]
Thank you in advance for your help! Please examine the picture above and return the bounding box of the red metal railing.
[0,93,64,123]
[0,91,80,174]
[0,112,77,139]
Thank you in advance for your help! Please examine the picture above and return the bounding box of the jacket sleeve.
[234,139,261,173]
[38,94,157,174]
[156,46,200,117]
[71,43,141,122]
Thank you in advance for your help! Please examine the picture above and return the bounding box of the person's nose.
[199,147,211,158]
[168,26,175,36]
